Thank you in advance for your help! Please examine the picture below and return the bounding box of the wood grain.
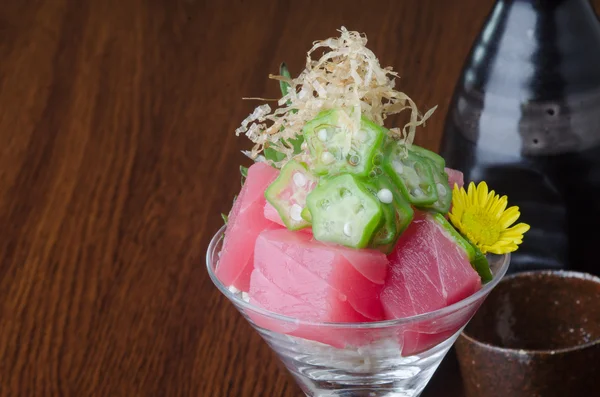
[0,0,598,396]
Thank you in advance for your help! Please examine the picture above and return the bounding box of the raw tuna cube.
[337,248,388,285]
[445,167,464,189]
[249,269,364,348]
[250,264,367,323]
[253,228,387,321]
[263,202,285,226]
[381,210,481,355]
[381,263,445,320]
[215,163,280,291]
[399,299,483,356]
[249,268,317,333]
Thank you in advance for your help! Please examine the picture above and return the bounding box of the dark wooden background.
[1,0,599,396]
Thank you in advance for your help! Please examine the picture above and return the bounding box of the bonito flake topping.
[235,27,437,168]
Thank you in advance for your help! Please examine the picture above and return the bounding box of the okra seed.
[293,172,307,187]
[340,188,352,198]
[317,128,328,142]
[373,153,383,166]
[436,183,447,196]
[320,199,330,209]
[290,204,303,221]
[375,167,383,175]
[321,151,335,164]
[377,189,393,204]
[343,222,353,237]
[348,154,360,166]
[369,171,377,178]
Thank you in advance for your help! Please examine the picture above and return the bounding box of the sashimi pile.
[215,28,529,355]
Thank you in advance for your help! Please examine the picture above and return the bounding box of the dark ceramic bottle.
[440,0,600,274]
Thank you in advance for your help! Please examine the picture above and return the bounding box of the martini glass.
[207,226,510,397]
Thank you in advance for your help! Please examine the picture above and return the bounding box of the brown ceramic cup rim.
[460,270,600,355]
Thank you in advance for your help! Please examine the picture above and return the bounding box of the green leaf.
[221,213,228,224]
[471,243,494,283]
[279,62,291,97]
[289,136,304,154]
[279,62,297,114]
[263,63,302,168]
[240,165,249,186]
[263,136,305,167]
[264,146,287,164]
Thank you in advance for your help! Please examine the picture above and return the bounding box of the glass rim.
[206,225,511,329]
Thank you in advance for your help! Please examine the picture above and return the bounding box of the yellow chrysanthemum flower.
[448,181,530,255]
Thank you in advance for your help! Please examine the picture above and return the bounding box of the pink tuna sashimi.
[215,162,280,291]
[381,258,446,320]
[337,248,388,285]
[400,321,464,357]
[264,202,285,226]
[381,210,481,355]
[254,229,386,321]
[445,167,464,189]
[249,268,318,333]
[248,269,367,348]
[377,272,449,355]
[261,227,388,285]
[383,210,481,308]
[400,298,484,356]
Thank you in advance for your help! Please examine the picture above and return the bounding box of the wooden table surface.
[1,0,598,396]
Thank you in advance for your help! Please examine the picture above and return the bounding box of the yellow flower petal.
[483,193,495,211]
[483,190,496,211]
[448,181,529,255]
[461,188,470,208]
[452,185,466,211]
[467,182,477,206]
[500,230,525,240]
[477,182,489,208]
[484,194,498,213]
[494,239,518,247]
[499,206,520,228]
[448,213,461,228]
[489,195,508,218]
[504,222,530,235]
[499,234,527,246]
[487,243,518,254]
[453,190,468,219]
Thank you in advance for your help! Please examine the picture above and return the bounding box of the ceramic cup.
[455,271,600,397]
